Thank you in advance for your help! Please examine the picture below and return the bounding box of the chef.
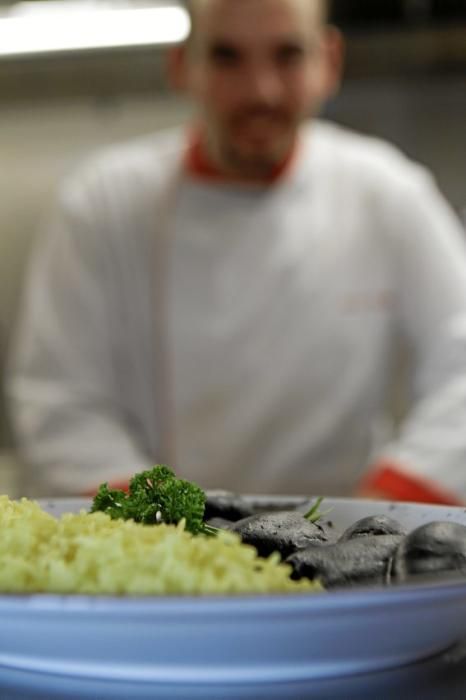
[7,0,466,502]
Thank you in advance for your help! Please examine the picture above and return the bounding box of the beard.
[213,105,300,178]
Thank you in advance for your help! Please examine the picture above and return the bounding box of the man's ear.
[166,44,189,92]
[321,26,345,99]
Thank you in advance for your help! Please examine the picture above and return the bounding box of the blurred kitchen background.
[0,0,465,495]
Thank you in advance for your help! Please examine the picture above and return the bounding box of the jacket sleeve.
[6,173,153,496]
[360,170,466,503]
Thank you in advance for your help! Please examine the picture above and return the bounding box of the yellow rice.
[0,496,321,596]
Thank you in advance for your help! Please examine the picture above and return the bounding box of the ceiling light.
[0,3,190,58]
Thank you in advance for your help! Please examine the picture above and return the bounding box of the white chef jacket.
[7,120,466,498]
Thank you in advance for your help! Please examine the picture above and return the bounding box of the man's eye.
[275,45,306,66]
[208,45,241,67]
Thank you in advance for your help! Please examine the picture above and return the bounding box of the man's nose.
[243,64,284,105]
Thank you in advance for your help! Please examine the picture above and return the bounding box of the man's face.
[181,0,340,177]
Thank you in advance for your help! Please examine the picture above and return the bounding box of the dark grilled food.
[339,515,406,542]
[204,491,259,522]
[229,511,328,558]
[287,535,403,588]
[204,491,309,523]
[390,521,466,582]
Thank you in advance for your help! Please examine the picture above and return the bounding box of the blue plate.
[0,497,465,699]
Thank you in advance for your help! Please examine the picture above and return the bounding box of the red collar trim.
[183,127,298,185]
